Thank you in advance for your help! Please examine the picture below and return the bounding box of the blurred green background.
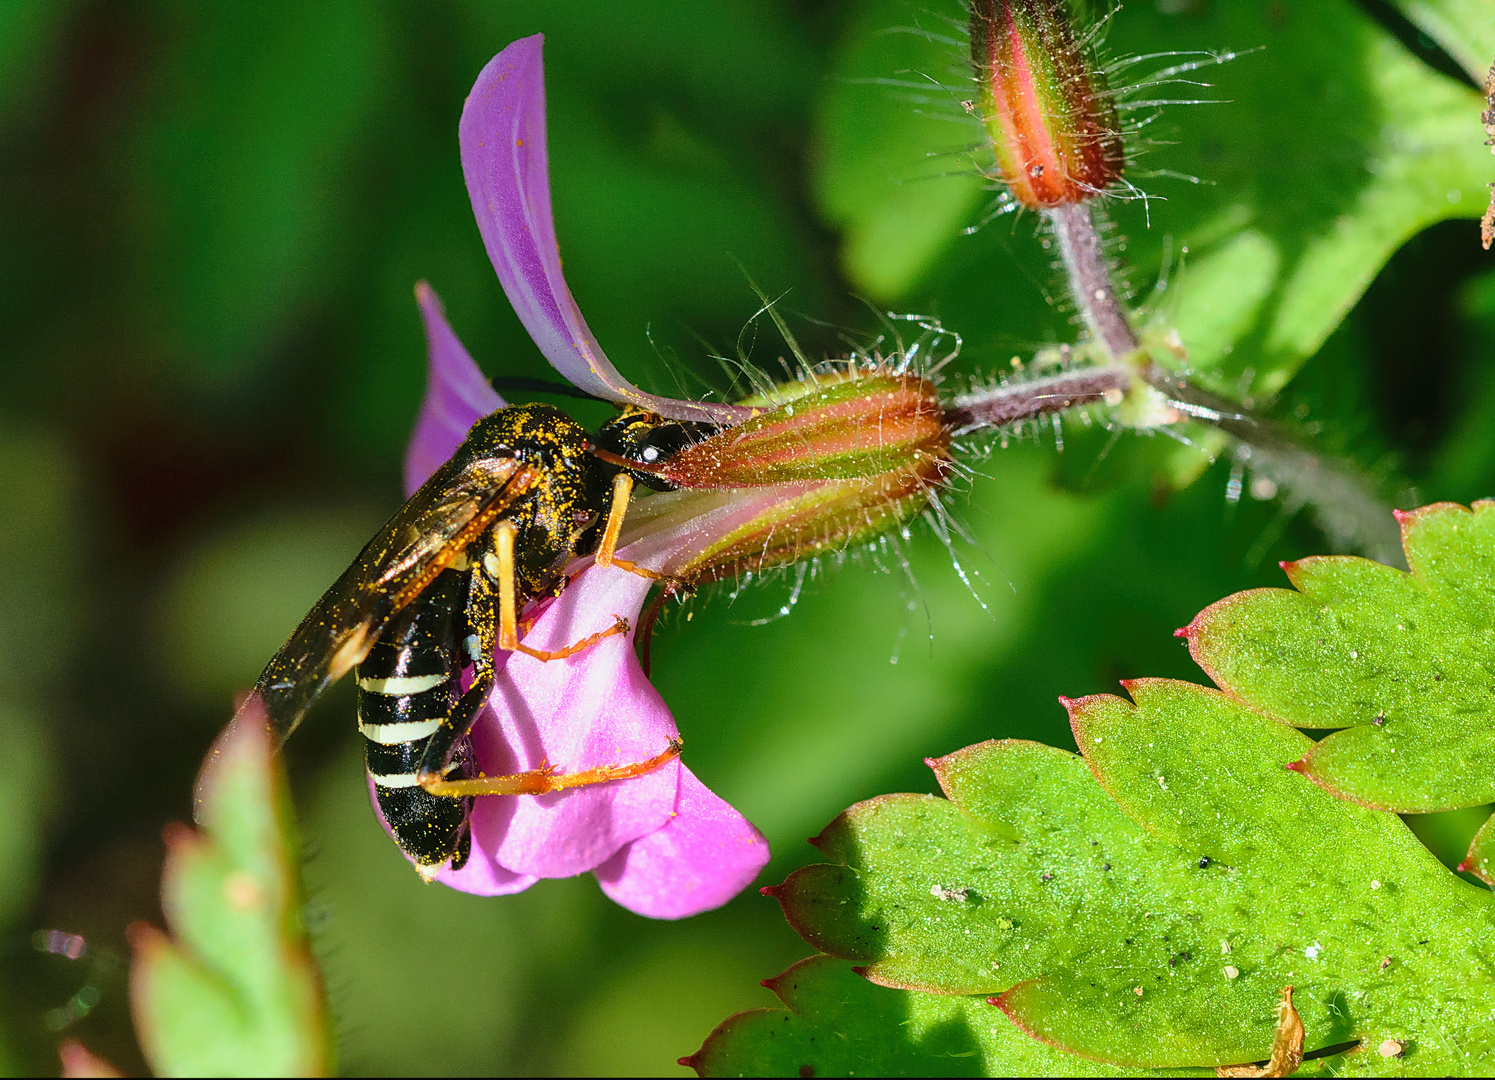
[1,0,1492,1075]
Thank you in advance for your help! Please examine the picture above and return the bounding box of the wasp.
[253,402,714,875]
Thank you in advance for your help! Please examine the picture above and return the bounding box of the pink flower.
[379,35,772,919]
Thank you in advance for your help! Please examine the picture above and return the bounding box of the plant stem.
[1026,199,1404,565]
[1045,202,1138,361]
[944,367,1129,432]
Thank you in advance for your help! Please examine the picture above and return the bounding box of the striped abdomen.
[356,569,474,871]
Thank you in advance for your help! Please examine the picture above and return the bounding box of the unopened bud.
[655,372,949,488]
[675,468,936,584]
[969,0,1123,208]
[624,371,954,583]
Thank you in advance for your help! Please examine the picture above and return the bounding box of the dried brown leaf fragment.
[1214,986,1305,1078]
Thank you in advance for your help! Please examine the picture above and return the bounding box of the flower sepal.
[969,0,1123,208]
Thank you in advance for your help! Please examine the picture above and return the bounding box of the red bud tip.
[1286,760,1309,774]
[969,0,1124,208]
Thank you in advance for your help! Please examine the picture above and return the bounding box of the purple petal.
[594,766,770,919]
[459,36,751,426]
[462,564,682,879]
[405,283,506,496]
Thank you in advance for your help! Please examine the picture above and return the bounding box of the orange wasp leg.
[492,519,629,661]
[419,737,684,798]
[594,473,665,581]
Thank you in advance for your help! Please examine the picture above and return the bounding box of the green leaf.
[1390,0,1495,83]
[1459,807,1495,885]
[1185,500,1495,812]
[765,679,1495,1071]
[129,705,330,1077]
[815,0,1492,401]
[687,955,1200,1078]
[810,3,986,301]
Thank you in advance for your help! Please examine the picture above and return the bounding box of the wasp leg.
[420,737,684,798]
[415,569,681,799]
[594,473,664,581]
[492,519,629,661]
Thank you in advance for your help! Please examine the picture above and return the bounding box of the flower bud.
[653,372,949,487]
[674,469,936,585]
[616,371,955,585]
[968,0,1124,208]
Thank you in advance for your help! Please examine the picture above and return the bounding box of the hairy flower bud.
[655,372,949,488]
[618,370,954,584]
[969,0,1123,208]
[675,469,936,585]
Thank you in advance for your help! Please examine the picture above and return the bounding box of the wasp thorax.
[636,370,954,584]
[968,0,1123,209]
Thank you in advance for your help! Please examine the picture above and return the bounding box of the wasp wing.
[250,455,537,744]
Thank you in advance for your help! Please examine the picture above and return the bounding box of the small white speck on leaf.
[1224,965,1240,979]
[1378,1038,1404,1058]
[1305,943,1322,960]
[1371,880,1381,890]
[1156,775,1169,791]
[1221,939,1232,954]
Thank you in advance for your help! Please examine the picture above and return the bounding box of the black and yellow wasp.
[253,402,713,876]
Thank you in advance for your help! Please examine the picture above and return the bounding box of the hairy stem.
[1046,202,1138,361]
[944,367,1128,432]
[1026,200,1404,565]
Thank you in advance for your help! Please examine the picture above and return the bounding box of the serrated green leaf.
[687,955,1205,1078]
[130,706,329,1077]
[1185,500,1495,812]
[1459,808,1495,885]
[815,0,1491,403]
[767,680,1495,1072]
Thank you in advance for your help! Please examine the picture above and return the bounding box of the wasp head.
[592,408,720,491]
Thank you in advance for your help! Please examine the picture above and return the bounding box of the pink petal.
[458,35,750,426]
[462,564,682,879]
[594,766,770,920]
[404,282,505,496]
